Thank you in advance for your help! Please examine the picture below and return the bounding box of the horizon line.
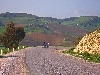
[0,12,99,19]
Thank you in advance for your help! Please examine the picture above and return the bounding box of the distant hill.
[0,12,38,18]
[0,21,5,34]
[0,21,4,26]
[0,12,100,46]
[20,24,88,46]
[0,26,5,35]
[0,12,100,32]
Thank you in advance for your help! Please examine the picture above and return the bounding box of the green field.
[62,17,89,24]
[0,17,58,25]
[0,26,5,35]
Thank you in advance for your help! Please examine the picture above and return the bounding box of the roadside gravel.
[26,46,100,75]
[1,46,100,75]
[0,47,32,75]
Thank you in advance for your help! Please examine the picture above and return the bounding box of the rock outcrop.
[74,29,100,54]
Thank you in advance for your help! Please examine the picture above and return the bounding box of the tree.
[0,22,25,49]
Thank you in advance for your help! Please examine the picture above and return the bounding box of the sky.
[0,0,100,19]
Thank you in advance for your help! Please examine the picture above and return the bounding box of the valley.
[0,12,100,46]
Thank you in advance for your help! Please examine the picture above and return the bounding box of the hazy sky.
[0,0,100,19]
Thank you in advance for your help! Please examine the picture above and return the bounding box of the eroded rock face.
[74,29,100,54]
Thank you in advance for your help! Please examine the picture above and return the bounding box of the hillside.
[0,12,100,46]
[20,32,64,46]
[0,22,5,35]
[0,26,5,35]
[0,12,100,32]
[0,21,4,26]
[21,24,88,46]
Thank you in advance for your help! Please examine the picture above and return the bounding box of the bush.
[3,48,8,54]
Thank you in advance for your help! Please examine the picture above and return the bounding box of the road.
[25,46,100,75]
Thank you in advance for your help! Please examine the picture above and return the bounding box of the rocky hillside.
[74,29,100,54]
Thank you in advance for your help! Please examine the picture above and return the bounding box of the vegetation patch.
[0,46,27,58]
[0,26,5,35]
[24,24,52,34]
[62,48,100,63]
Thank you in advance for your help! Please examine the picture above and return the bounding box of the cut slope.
[74,29,100,54]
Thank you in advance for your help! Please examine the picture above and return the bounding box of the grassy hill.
[20,24,88,46]
[0,12,100,46]
[0,21,4,26]
[0,21,5,35]
[0,12,100,27]
[24,24,52,34]
[0,26,5,35]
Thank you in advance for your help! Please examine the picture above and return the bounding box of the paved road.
[25,46,100,75]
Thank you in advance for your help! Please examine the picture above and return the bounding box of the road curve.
[25,46,100,75]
